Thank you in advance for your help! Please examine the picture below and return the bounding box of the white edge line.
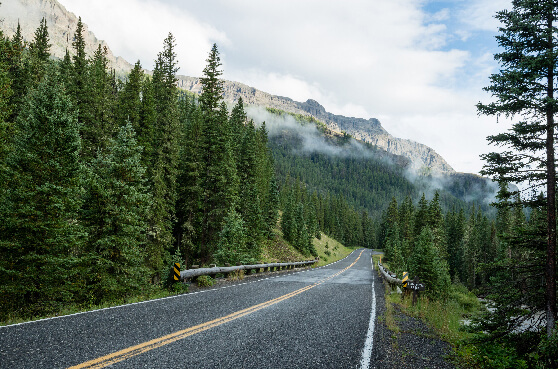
[1,248,365,329]
[360,255,376,369]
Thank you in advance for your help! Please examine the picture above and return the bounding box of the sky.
[58,0,513,175]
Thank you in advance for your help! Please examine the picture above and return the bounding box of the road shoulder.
[371,278,459,369]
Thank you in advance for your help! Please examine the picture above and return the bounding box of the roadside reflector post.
[173,262,180,281]
[402,271,408,288]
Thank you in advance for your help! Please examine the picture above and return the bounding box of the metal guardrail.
[377,261,402,285]
[179,260,319,281]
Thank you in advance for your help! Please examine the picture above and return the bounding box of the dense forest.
[0,15,388,320]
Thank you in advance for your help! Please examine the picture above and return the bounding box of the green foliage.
[196,275,214,288]
[408,228,451,299]
[214,208,248,266]
[0,29,286,321]
[477,0,558,337]
[81,122,150,302]
[535,329,558,369]
[468,341,528,369]
[0,68,85,318]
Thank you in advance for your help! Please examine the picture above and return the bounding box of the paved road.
[0,249,381,368]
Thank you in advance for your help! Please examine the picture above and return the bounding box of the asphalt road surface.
[0,249,382,368]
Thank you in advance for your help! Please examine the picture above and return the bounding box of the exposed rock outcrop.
[1,0,133,75]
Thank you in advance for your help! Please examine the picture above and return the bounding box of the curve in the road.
[69,250,366,369]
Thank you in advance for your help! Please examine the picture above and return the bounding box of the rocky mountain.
[178,77,454,173]
[0,0,133,75]
[1,0,454,174]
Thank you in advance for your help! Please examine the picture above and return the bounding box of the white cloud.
[459,0,512,32]
[60,0,228,74]
[55,0,511,175]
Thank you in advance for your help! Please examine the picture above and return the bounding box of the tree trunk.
[545,9,557,337]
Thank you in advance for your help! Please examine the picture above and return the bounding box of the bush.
[196,275,214,287]
[535,330,558,369]
[470,342,528,369]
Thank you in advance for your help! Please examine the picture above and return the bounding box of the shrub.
[196,275,214,287]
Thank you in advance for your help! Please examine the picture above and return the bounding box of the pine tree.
[428,191,447,259]
[408,228,451,299]
[117,61,144,133]
[199,44,224,116]
[70,17,95,159]
[6,22,27,123]
[477,0,558,335]
[175,106,205,264]
[0,32,14,215]
[413,193,428,238]
[28,17,51,83]
[81,122,150,302]
[89,44,116,151]
[146,33,181,276]
[213,208,248,266]
[0,69,85,317]
[198,45,239,260]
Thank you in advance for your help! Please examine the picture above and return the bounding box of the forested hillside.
[262,108,496,220]
[0,11,498,322]
[0,16,287,319]
[0,15,386,320]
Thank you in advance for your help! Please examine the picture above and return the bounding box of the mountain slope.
[178,76,454,174]
[0,0,133,75]
[0,0,454,174]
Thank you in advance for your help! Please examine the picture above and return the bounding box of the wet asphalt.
[0,249,381,369]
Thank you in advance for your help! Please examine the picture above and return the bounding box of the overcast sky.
[59,0,512,175]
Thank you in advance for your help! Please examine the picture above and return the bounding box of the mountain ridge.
[1,0,454,174]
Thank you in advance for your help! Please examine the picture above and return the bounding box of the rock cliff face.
[177,76,454,173]
[1,0,454,174]
[0,0,133,75]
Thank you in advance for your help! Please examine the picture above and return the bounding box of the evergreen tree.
[117,61,143,133]
[28,17,50,83]
[89,44,116,152]
[146,33,181,276]
[428,191,447,259]
[446,208,466,282]
[408,228,451,299]
[213,208,248,266]
[413,193,428,238]
[0,30,13,166]
[477,0,558,335]
[6,22,27,123]
[176,106,205,264]
[81,122,150,302]
[0,69,85,317]
[198,45,239,259]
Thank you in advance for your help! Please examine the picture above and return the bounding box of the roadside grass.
[313,233,356,266]
[260,228,309,263]
[378,262,492,367]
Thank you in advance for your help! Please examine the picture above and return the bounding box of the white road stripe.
[360,255,377,369]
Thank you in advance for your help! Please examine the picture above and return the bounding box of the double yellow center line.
[69,250,364,368]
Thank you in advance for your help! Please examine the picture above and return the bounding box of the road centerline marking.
[68,250,364,369]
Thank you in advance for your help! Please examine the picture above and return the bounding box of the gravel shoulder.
[371,276,459,369]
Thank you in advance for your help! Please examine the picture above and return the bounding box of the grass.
[378,255,489,368]
[313,233,356,266]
